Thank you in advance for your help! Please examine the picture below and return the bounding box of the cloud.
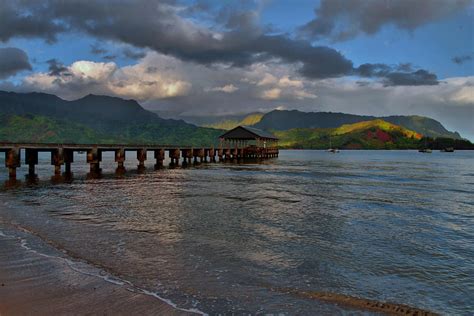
[355,63,439,86]
[278,76,304,88]
[452,54,473,65]
[10,51,318,113]
[300,0,473,41]
[90,43,107,55]
[261,88,281,100]
[206,84,239,93]
[254,71,316,100]
[46,58,70,76]
[0,1,353,80]
[384,70,439,86]
[448,80,474,104]
[122,47,146,60]
[0,47,32,79]
[0,1,66,43]
[259,87,316,101]
[258,74,303,88]
[21,55,191,100]
[23,60,118,97]
[103,55,117,61]
[0,1,442,86]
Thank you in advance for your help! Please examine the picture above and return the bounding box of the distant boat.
[419,138,432,153]
[441,147,454,152]
[327,136,339,153]
[419,148,432,153]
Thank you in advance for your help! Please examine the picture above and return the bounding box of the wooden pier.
[0,143,278,179]
[0,126,279,179]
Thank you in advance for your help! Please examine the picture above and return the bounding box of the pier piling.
[51,148,65,175]
[182,149,193,166]
[5,148,21,179]
[208,148,216,162]
[169,149,180,166]
[193,148,205,164]
[115,148,126,173]
[137,148,147,171]
[64,149,74,175]
[25,149,38,177]
[154,149,165,169]
[87,148,102,174]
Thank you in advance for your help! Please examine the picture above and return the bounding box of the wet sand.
[0,226,439,316]
[0,226,194,316]
[270,287,439,316]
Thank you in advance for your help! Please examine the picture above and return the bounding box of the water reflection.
[0,150,473,314]
[3,178,22,189]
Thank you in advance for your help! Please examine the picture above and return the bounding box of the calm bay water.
[0,150,473,314]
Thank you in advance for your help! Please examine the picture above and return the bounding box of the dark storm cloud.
[0,47,32,79]
[300,0,473,41]
[0,0,353,79]
[46,59,70,76]
[0,1,65,43]
[0,0,440,85]
[384,70,439,86]
[452,54,473,64]
[355,63,392,78]
[251,35,354,78]
[355,63,439,86]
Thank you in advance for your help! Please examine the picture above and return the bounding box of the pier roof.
[219,126,278,140]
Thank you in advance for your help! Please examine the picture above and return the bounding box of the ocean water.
[0,150,473,314]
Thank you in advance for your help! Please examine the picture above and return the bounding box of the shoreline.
[0,221,201,316]
[269,287,438,316]
[0,219,440,316]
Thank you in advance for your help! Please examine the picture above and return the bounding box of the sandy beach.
[0,222,194,316]
[0,220,438,316]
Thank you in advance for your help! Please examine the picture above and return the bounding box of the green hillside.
[0,114,221,146]
[275,119,423,149]
[253,110,461,139]
[0,114,110,143]
[333,119,422,139]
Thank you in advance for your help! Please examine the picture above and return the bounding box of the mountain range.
[184,109,460,139]
[0,90,470,149]
[253,110,461,139]
[0,91,221,146]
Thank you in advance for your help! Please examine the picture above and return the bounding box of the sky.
[0,0,473,139]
